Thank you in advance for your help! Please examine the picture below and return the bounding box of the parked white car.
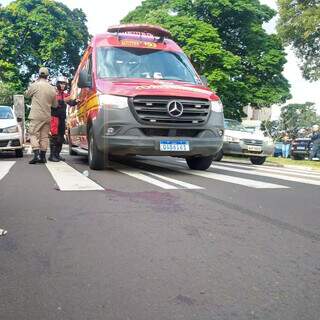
[0,105,24,157]
[213,119,274,165]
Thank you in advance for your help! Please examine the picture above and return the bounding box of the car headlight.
[99,94,128,109]
[210,99,223,112]
[2,125,19,133]
[224,135,240,143]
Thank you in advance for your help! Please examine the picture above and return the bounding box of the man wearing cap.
[25,67,57,164]
[309,124,320,160]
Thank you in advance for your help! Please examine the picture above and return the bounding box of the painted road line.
[145,171,203,189]
[116,169,179,189]
[212,165,320,186]
[46,162,104,191]
[0,161,15,181]
[214,162,320,177]
[184,169,289,189]
[134,158,287,189]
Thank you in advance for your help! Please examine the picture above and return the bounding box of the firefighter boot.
[48,145,60,162]
[39,150,47,163]
[29,149,40,164]
[49,139,60,162]
[56,143,65,161]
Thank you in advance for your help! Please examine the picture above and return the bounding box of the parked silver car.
[0,106,24,157]
[213,119,274,165]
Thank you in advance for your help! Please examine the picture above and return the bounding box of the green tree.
[123,0,291,118]
[277,0,320,81]
[0,0,90,92]
[0,82,15,105]
[279,102,320,138]
[261,120,281,140]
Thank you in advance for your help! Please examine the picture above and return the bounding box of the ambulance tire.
[88,128,105,170]
[186,155,213,170]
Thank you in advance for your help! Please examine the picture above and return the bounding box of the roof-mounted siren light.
[107,24,172,42]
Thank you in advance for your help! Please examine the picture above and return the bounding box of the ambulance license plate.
[160,140,190,152]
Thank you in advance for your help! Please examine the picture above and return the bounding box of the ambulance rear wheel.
[88,128,105,170]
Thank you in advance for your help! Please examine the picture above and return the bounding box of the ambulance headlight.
[99,94,128,109]
[210,99,223,112]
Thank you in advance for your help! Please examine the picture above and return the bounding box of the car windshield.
[0,107,14,119]
[224,119,249,132]
[97,47,200,84]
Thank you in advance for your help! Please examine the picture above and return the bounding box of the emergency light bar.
[107,24,172,40]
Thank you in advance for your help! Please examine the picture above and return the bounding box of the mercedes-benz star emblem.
[167,100,184,118]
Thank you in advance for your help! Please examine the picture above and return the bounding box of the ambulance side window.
[79,53,92,87]
[87,54,92,84]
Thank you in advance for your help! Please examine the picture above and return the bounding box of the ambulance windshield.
[97,47,200,84]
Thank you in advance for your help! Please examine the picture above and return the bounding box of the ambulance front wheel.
[88,128,105,170]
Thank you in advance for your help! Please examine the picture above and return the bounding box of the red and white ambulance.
[67,24,224,170]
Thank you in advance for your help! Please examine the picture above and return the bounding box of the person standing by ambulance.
[49,76,77,162]
[48,76,69,162]
[25,67,57,164]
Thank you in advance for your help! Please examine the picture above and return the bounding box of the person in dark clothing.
[49,76,75,162]
[309,125,320,160]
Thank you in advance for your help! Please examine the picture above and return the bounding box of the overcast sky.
[1,0,319,107]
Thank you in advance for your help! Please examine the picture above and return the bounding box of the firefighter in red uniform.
[49,76,70,162]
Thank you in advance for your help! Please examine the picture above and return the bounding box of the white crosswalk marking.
[135,158,288,189]
[3,156,317,191]
[46,162,104,191]
[145,171,203,189]
[181,169,289,189]
[116,169,179,189]
[214,161,320,177]
[212,164,320,186]
[0,161,15,181]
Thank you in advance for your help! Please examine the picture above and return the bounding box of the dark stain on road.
[173,294,196,306]
[105,188,184,213]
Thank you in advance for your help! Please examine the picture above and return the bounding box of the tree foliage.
[0,82,15,105]
[279,102,320,138]
[0,0,90,92]
[277,0,320,81]
[123,0,291,118]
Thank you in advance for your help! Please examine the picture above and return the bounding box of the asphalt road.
[1,147,320,320]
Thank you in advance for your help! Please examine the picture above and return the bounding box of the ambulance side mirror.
[78,69,92,88]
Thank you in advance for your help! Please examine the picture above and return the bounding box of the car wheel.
[250,156,266,165]
[15,148,23,158]
[186,155,213,170]
[88,128,105,170]
[213,149,223,162]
